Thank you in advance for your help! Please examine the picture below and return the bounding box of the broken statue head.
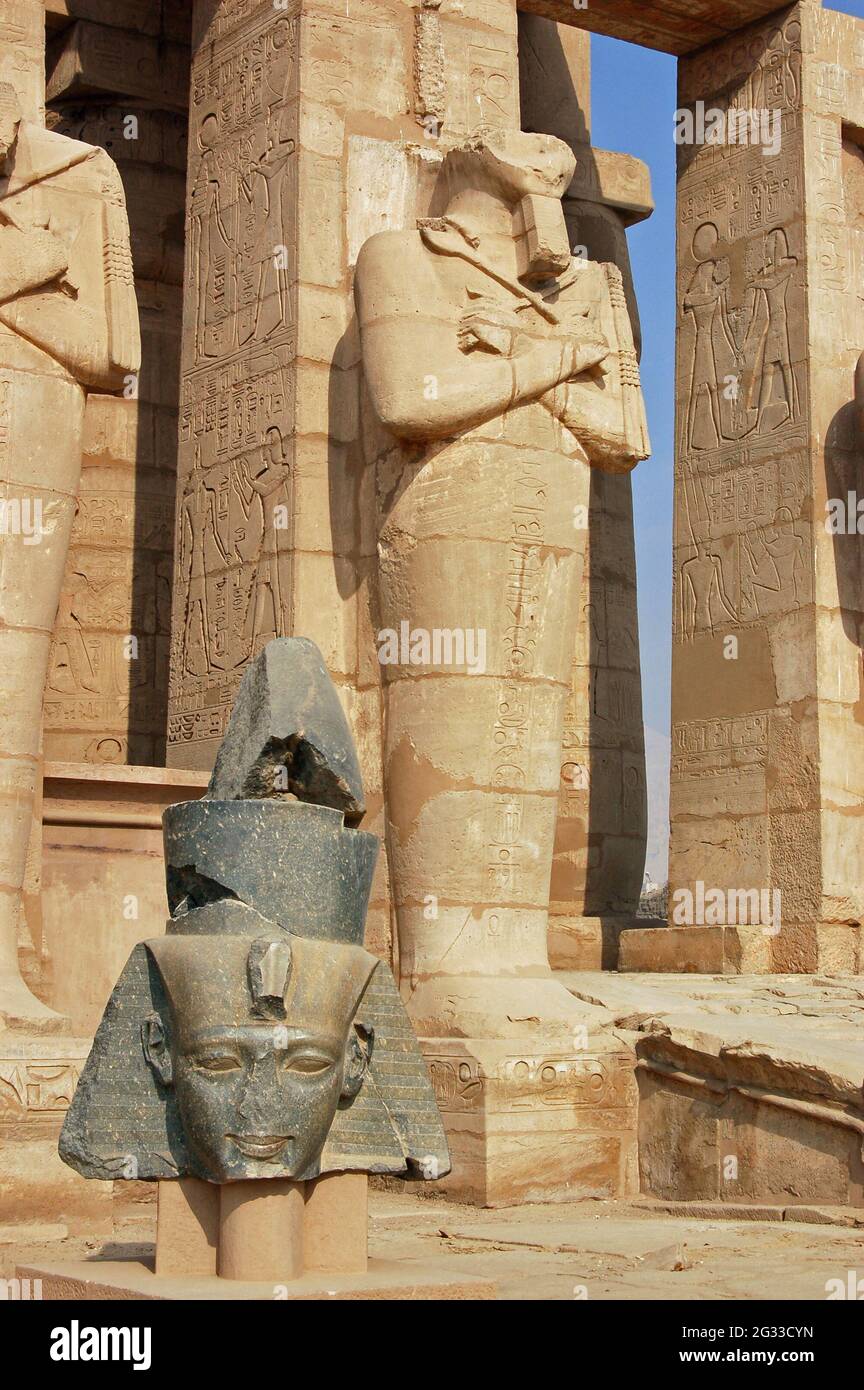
[60,638,450,1185]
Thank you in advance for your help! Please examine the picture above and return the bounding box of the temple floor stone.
[560,972,864,1207]
[8,1189,864,1301]
[17,1257,495,1302]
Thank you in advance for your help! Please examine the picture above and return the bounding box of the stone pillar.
[622,2,864,975]
[167,0,340,771]
[519,13,651,971]
[165,0,387,960]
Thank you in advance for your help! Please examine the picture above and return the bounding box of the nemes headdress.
[60,638,449,1184]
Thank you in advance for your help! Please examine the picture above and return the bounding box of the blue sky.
[590,0,864,879]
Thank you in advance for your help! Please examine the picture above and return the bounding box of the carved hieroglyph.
[652,3,864,973]
[354,126,648,1199]
[0,0,140,1027]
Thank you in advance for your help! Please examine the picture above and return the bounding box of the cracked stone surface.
[558,972,864,1207]
[206,637,365,825]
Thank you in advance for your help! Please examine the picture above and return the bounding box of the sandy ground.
[3,1191,862,1300]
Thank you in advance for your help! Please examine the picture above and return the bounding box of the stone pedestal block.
[0,1036,112,1239]
[39,763,208,1035]
[18,1258,496,1301]
[424,1032,639,1207]
[620,924,862,975]
[23,1170,493,1299]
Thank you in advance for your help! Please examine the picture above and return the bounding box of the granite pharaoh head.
[60,639,450,1185]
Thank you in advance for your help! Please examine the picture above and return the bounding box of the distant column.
[623,2,864,974]
[519,12,651,970]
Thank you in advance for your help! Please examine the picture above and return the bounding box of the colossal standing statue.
[354,128,649,1200]
[0,78,139,1025]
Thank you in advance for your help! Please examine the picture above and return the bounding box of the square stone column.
[622,2,864,975]
[45,12,190,768]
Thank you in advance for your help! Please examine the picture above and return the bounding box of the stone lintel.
[515,0,795,57]
[43,0,185,40]
[46,18,190,110]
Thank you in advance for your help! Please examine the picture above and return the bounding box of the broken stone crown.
[163,637,378,946]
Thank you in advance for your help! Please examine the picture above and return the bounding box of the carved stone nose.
[236,1053,285,1130]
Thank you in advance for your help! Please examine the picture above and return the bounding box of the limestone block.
[46,21,190,111]
[619,926,773,975]
[39,763,208,1034]
[0,1036,112,1236]
[636,1010,864,1206]
[427,1034,639,1206]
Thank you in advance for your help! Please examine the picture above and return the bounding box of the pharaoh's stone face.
[172,1019,351,1182]
[141,932,376,1182]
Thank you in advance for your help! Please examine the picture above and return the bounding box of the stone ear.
[341,1022,374,1101]
[141,1011,173,1087]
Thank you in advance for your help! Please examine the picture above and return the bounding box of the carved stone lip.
[229,1134,293,1160]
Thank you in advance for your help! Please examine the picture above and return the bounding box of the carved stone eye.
[195,1055,241,1073]
[284,1054,332,1076]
